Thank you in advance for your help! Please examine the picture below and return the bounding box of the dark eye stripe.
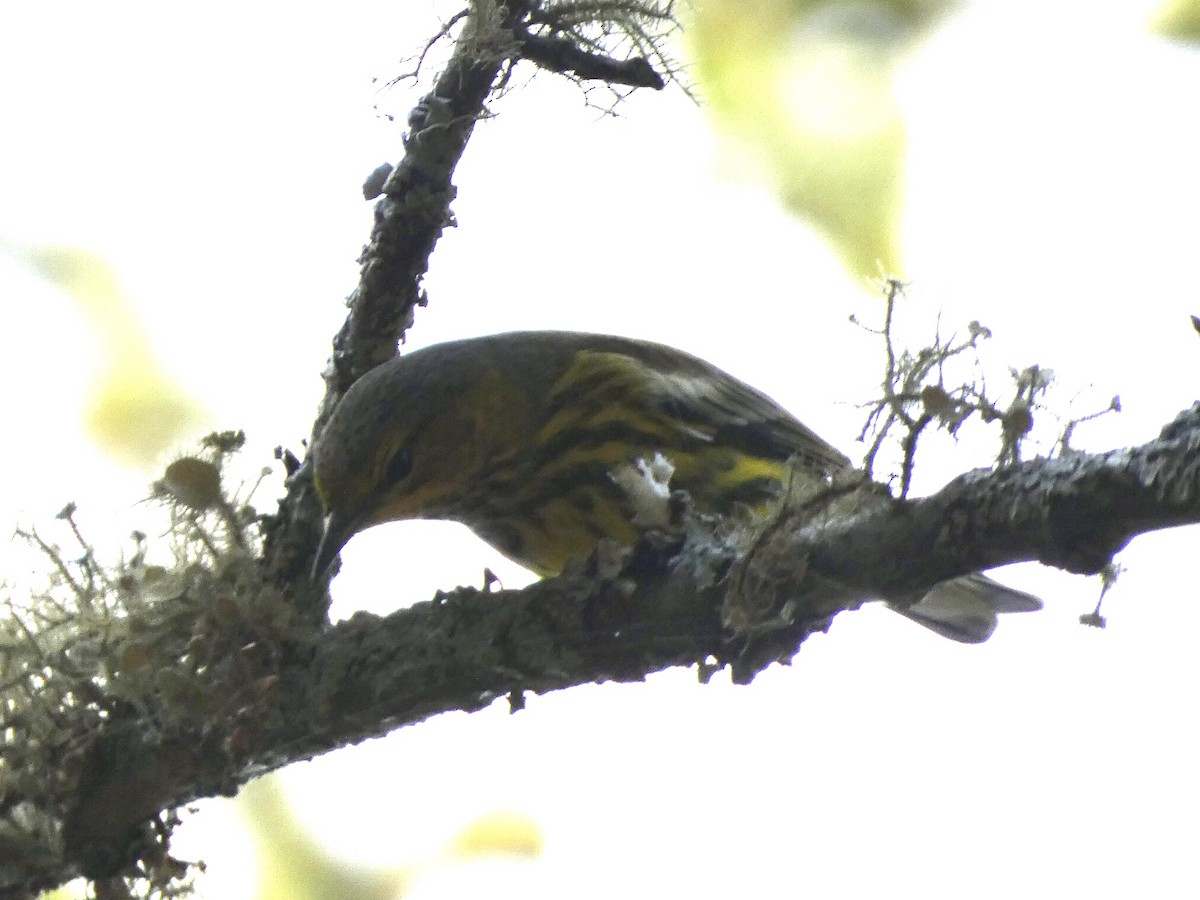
[386,446,413,483]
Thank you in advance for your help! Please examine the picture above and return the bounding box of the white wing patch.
[610,451,677,527]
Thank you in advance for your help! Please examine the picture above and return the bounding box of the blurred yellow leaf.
[24,245,206,467]
[449,810,544,860]
[1152,0,1200,40]
[240,776,407,900]
[689,0,957,276]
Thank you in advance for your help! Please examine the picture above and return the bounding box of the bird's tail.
[888,573,1043,643]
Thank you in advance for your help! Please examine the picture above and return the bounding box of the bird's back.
[422,332,849,572]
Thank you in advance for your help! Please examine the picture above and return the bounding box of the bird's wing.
[634,351,852,474]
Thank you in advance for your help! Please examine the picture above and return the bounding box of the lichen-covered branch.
[35,402,1200,895]
[259,0,674,612]
[257,9,518,606]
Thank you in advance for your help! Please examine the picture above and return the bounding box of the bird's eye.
[385,446,413,483]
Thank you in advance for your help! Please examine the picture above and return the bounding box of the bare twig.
[517,30,665,87]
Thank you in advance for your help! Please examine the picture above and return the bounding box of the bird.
[311,330,1041,642]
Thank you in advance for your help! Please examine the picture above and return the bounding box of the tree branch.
[517,31,666,88]
[49,403,1200,890]
[259,7,521,614]
[259,1,672,616]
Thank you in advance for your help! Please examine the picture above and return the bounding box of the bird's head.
[311,350,483,577]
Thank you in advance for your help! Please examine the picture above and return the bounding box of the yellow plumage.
[312,331,1040,642]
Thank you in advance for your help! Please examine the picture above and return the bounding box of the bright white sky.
[2,1,1199,898]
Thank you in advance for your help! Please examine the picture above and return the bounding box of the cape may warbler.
[312,331,1040,642]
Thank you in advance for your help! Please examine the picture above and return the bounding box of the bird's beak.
[312,511,356,580]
